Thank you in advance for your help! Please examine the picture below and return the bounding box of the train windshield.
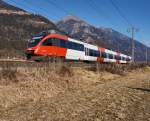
[28,37,42,48]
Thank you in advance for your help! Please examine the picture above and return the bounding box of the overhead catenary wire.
[46,0,68,15]
[108,0,140,62]
[108,0,132,27]
[9,0,61,20]
[24,0,69,19]
[87,0,116,27]
[8,0,49,18]
[8,0,38,13]
[22,0,59,19]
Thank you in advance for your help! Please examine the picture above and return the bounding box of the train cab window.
[52,38,60,46]
[42,38,83,51]
[42,38,64,47]
[42,38,52,46]
[101,52,107,58]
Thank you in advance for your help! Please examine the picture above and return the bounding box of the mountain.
[57,15,149,61]
[0,0,59,58]
[0,0,149,61]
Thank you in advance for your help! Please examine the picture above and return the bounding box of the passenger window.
[101,52,107,58]
[42,38,52,46]
[126,58,130,61]
[115,55,121,60]
[94,50,100,57]
[108,54,114,59]
[122,57,126,61]
[60,39,66,48]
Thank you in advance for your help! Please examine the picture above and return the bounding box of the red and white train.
[26,31,132,63]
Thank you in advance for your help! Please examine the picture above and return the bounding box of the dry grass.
[87,63,148,76]
[0,62,149,121]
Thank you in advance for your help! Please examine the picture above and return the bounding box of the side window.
[94,50,100,57]
[108,54,114,59]
[126,57,130,61]
[119,56,121,60]
[101,52,107,58]
[67,41,84,51]
[89,49,93,56]
[78,44,84,51]
[88,49,100,57]
[122,57,126,61]
[115,55,121,60]
[60,39,66,48]
[42,38,52,46]
[67,41,72,49]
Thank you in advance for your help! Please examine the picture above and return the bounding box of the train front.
[25,33,45,60]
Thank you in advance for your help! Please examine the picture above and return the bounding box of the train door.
[84,47,89,61]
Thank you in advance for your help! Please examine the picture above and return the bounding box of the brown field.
[0,62,150,121]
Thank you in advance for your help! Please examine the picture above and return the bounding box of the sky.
[5,0,150,46]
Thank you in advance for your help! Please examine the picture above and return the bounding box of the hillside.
[56,15,150,61]
[0,0,59,58]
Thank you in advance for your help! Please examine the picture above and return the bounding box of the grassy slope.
[0,63,150,121]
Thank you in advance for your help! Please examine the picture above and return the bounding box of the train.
[26,31,132,63]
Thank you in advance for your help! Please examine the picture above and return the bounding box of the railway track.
[0,58,149,70]
[0,58,34,62]
[0,58,96,68]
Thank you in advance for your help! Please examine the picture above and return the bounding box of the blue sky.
[5,0,150,46]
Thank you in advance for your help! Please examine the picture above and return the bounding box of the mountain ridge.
[0,0,59,58]
[0,1,149,61]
